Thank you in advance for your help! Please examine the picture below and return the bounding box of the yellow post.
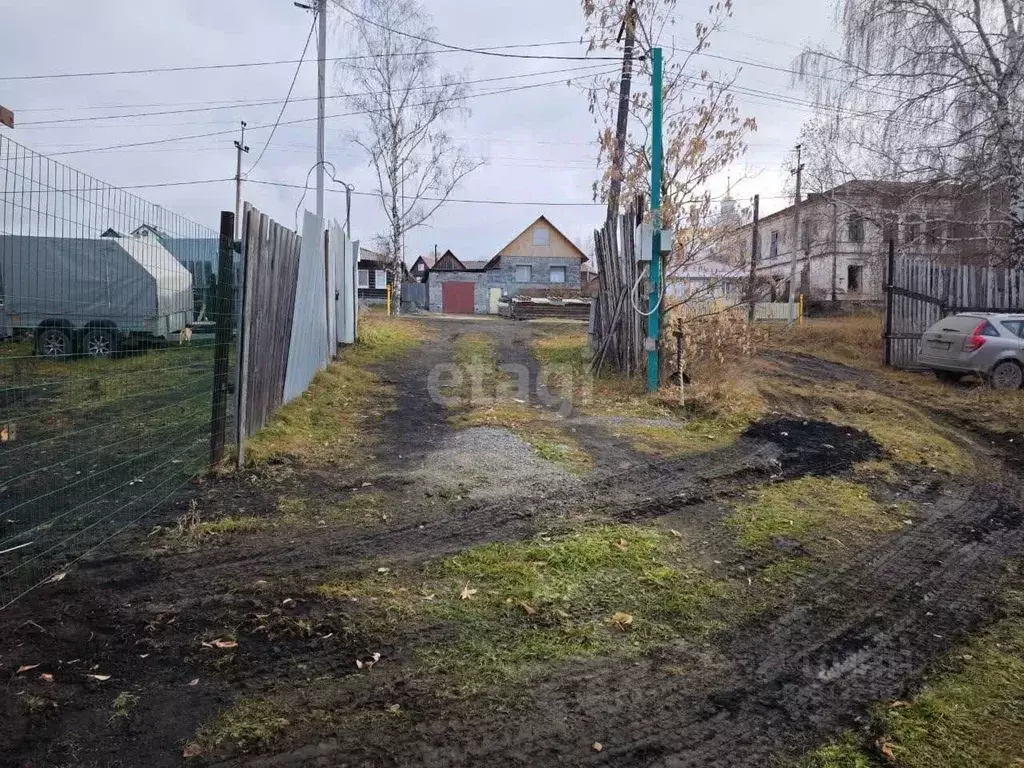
[799,294,805,326]
[386,284,392,316]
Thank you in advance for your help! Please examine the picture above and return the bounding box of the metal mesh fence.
[0,134,235,608]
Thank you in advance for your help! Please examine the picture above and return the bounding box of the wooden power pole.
[788,144,804,321]
[606,1,636,226]
[748,194,760,322]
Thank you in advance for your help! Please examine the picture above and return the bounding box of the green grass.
[792,591,1024,768]
[726,477,905,554]
[446,334,593,474]
[793,737,875,768]
[192,698,290,755]
[317,526,732,687]
[244,317,429,466]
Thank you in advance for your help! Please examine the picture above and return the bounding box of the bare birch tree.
[798,0,1024,266]
[335,0,483,294]
[581,0,756,310]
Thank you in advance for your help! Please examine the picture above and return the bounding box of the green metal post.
[646,47,663,393]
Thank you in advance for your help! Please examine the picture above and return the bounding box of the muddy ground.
[1,316,1022,768]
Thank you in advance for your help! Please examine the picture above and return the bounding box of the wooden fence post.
[235,205,256,468]
[210,210,236,466]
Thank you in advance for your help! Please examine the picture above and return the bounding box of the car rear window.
[979,321,1001,337]
[936,315,989,334]
[1001,320,1024,339]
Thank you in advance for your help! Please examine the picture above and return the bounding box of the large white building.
[723,181,1006,305]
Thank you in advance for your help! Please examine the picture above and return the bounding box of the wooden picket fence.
[236,204,302,443]
[884,252,1024,368]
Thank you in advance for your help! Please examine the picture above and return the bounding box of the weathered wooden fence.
[884,252,1024,368]
[591,206,645,375]
[236,204,302,445]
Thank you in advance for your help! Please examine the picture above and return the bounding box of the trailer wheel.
[37,327,72,358]
[83,328,117,359]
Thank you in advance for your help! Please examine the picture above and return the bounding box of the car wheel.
[37,327,71,358]
[83,328,117,359]
[990,360,1024,390]
[934,370,963,383]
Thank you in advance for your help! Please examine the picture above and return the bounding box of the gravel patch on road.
[411,426,582,502]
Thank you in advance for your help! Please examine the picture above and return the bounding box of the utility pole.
[233,122,249,241]
[607,0,636,227]
[316,0,327,222]
[748,194,760,322]
[789,144,804,322]
[646,47,663,394]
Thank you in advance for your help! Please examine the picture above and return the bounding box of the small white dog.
[179,326,193,345]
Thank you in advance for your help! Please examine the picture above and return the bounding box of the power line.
[248,178,606,206]
[330,0,623,62]
[17,62,613,128]
[46,69,618,157]
[0,40,607,82]
[246,12,318,176]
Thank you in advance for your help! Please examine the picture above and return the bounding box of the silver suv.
[918,313,1024,389]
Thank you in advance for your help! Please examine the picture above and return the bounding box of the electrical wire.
[45,69,618,157]
[330,0,623,62]
[248,178,606,206]
[246,11,318,176]
[0,40,608,82]
[18,62,613,128]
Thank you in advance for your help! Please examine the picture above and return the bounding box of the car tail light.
[963,322,988,352]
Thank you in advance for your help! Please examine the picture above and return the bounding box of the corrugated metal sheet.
[283,211,328,404]
[332,221,356,345]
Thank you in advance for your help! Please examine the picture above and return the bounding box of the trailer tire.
[37,327,72,358]
[83,328,118,359]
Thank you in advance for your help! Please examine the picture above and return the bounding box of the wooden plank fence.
[884,251,1024,368]
[236,203,302,448]
[592,206,644,375]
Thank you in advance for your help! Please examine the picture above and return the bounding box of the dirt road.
[2,316,1021,768]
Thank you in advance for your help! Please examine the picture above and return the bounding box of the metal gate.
[442,282,476,314]
[883,249,1024,368]
[401,281,428,311]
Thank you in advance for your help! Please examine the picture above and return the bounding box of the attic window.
[532,225,550,246]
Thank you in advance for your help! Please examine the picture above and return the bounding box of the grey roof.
[462,260,491,270]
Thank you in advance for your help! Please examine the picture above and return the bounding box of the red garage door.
[441,282,476,314]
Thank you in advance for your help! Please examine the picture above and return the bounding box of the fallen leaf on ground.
[188,678,200,686]
[387,703,401,713]
[281,598,296,607]
[39,673,54,683]
[592,742,603,752]
[669,529,682,538]
[420,594,436,601]
[613,539,629,551]
[460,584,478,600]
[377,567,391,574]
[877,740,896,761]
[887,700,910,709]
[610,612,634,631]
[357,652,382,670]
[86,674,111,682]
[519,601,538,616]
[16,664,40,674]
[182,743,203,759]
[211,639,238,649]
[43,572,67,584]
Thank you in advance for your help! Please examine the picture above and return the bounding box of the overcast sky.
[1,0,839,260]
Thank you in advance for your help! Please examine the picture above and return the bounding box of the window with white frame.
[375,269,388,287]
[358,269,369,289]
[515,265,532,283]
[532,225,550,246]
[549,266,566,284]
